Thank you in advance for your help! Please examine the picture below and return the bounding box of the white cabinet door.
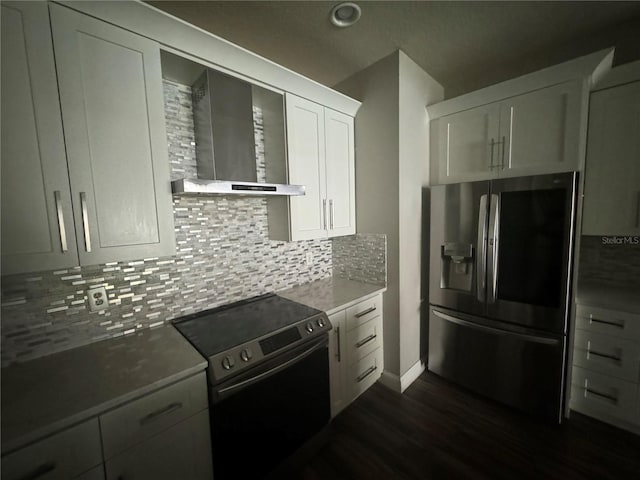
[285,93,328,241]
[0,1,79,275]
[325,108,356,237]
[328,310,347,418]
[498,81,582,178]
[50,4,175,265]
[582,81,640,236]
[431,103,500,184]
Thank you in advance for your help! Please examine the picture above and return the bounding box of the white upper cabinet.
[1,1,79,275]
[431,103,500,183]
[431,81,582,184]
[582,79,640,236]
[428,50,614,186]
[273,93,355,241]
[498,81,581,178]
[50,4,175,266]
[324,109,356,237]
[1,3,176,275]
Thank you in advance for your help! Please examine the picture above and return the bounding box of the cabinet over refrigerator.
[427,172,578,422]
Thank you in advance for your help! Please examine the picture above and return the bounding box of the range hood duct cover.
[171,68,304,196]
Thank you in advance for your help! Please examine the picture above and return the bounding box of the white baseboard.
[379,358,426,393]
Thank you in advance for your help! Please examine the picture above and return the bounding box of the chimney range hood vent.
[171,68,304,197]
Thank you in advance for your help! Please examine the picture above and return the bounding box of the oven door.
[210,335,330,479]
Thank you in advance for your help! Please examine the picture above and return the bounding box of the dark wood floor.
[292,371,640,479]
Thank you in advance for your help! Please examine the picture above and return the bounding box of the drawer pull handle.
[18,462,56,480]
[590,316,624,329]
[587,348,622,364]
[336,326,341,362]
[357,365,377,383]
[585,386,618,405]
[139,402,183,426]
[356,334,377,348]
[355,306,376,318]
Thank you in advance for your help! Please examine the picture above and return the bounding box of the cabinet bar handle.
[585,385,618,404]
[80,192,91,252]
[500,135,506,169]
[590,315,624,329]
[17,462,56,480]
[329,199,335,230]
[357,365,377,383]
[489,138,495,169]
[53,191,68,252]
[139,401,183,426]
[322,199,327,230]
[335,326,341,362]
[356,334,377,348]
[354,306,376,318]
[587,349,622,363]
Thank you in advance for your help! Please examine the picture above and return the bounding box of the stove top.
[173,294,331,383]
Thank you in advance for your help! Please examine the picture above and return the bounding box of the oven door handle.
[214,337,327,401]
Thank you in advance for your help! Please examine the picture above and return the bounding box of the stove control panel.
[209,312,331,383]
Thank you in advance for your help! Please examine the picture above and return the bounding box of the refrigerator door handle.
[432,309,560,345]
[476,194,488,302]
[487,194,500,303]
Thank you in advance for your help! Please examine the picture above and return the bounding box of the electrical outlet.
[87,286,109,312]
[305,252,314,266]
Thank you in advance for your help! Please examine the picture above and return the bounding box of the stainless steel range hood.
[171,68,304,196]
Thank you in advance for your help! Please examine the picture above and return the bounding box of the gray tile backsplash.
[578,235,640,290]
[1,80,337,366]
[332,234,387,286]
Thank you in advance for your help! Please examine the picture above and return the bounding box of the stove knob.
[240,348,252,362]
[221,355,235,370]
[305,321,315,333]
[317,318,326,328]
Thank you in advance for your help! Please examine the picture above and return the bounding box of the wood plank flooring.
[292,371,640,479]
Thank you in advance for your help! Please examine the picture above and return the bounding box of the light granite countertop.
[1,325,206,454]
[278,277,386,315]
[576,281,640,314]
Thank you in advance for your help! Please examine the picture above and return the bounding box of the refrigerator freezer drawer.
[428,307,565,422]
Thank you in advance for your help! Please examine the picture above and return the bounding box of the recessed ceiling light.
[330,2,362,28]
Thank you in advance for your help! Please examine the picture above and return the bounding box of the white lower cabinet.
[570,304,640,433]
[328,293,384,418]
[1,373,212,480]
[1,419,103,480]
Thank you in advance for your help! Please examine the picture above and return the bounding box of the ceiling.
[148,1,640,98]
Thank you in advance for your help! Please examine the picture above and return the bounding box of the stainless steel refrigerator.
[427,172,578,422]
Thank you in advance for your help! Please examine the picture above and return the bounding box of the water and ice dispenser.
[439,242,474,292]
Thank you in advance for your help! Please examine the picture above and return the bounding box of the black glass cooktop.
[172,294,323,357]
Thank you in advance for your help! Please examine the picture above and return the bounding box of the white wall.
[397,52,444,375]
[335,53,401,376]
[335,51,443,388]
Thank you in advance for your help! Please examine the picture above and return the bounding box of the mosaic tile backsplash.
[578,235,640,290]
[333,234,387,286]
[1,80,336,366]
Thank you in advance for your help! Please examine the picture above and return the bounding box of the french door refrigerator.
[428,172,578,422]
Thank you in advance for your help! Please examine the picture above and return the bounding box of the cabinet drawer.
[1,419,102,480]
[346,316,382,365]
[105,410,212,480]
[100,372,208,460]
[573,329,640,382]
[575,304,640,340]
[347,347,383,402]
[570,366,637,424]
[346,294,382,331]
